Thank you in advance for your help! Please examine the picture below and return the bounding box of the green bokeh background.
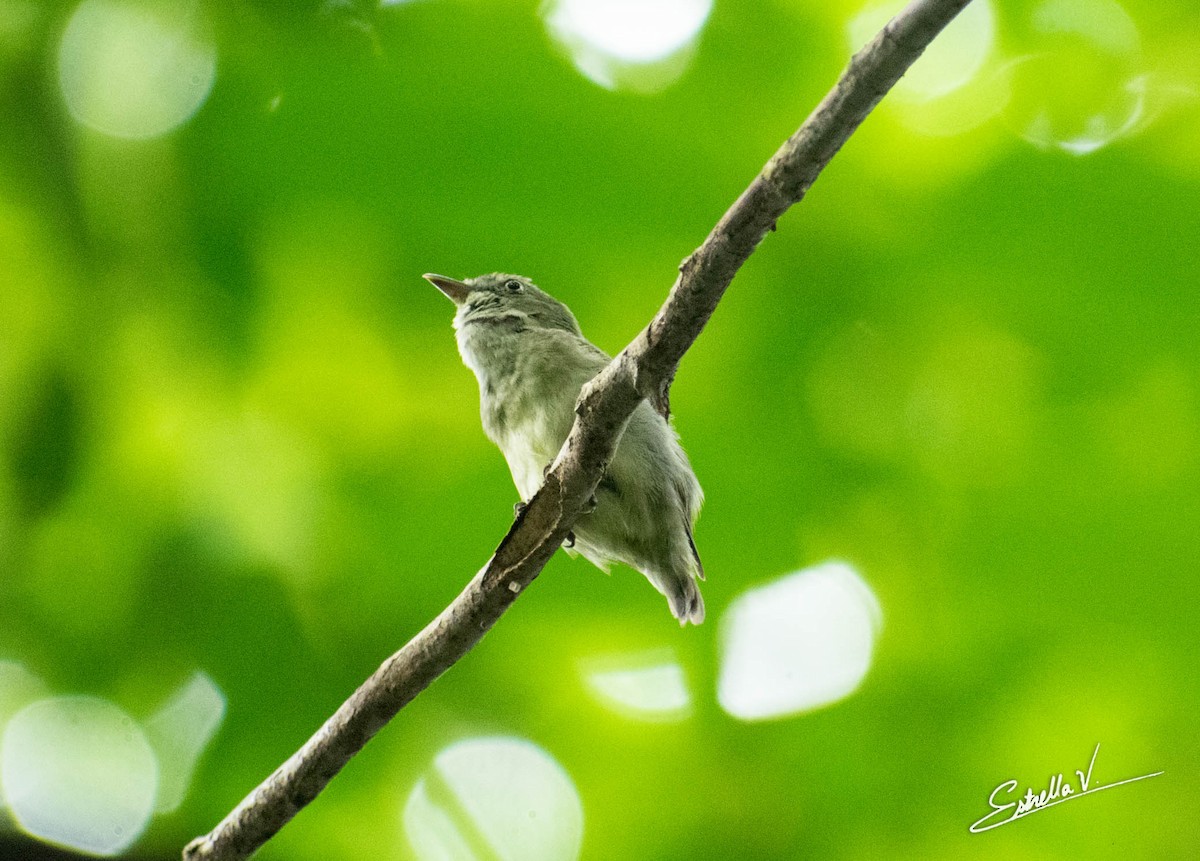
[2,0,1197,858]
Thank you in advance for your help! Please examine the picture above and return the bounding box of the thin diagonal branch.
[183,1,973,858]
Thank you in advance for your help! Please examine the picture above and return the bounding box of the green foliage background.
[1,0,1197,858]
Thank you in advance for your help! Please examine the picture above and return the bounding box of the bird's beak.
[423,273,470,306]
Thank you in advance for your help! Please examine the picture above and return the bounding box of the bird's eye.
[504,279,523,293]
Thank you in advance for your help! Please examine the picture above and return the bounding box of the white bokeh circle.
[1,696,158,856]
[57,0,216,139]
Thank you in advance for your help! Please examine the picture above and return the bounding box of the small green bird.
[425,272,706,625]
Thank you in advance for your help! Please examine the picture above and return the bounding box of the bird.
[424,272,706,625]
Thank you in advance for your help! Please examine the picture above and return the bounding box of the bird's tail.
[660,569,705,626]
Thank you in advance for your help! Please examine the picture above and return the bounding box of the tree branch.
[183,1,973,858]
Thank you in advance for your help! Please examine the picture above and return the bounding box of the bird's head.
[423,272,581,336]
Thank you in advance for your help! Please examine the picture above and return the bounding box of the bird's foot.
[513,500,528,518]
[564,531,576,548]
[582,494,598,515]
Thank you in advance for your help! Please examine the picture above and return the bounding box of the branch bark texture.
[184,2,973,858]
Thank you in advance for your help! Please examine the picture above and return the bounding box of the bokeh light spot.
[848,0,995,101]
[543,0,712,93]
[1,696,157,856]
[718,561,882,721]
[144,671,225,813]
[403,779,477,860]
[582,649,691,722]
[846,1,1009,139]
[404,736,583,861]
[58,0,216,139]
[1005,0,1149,155]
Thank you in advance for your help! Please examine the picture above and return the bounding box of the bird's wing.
[669,441,705,581]
[684,517,705,581]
